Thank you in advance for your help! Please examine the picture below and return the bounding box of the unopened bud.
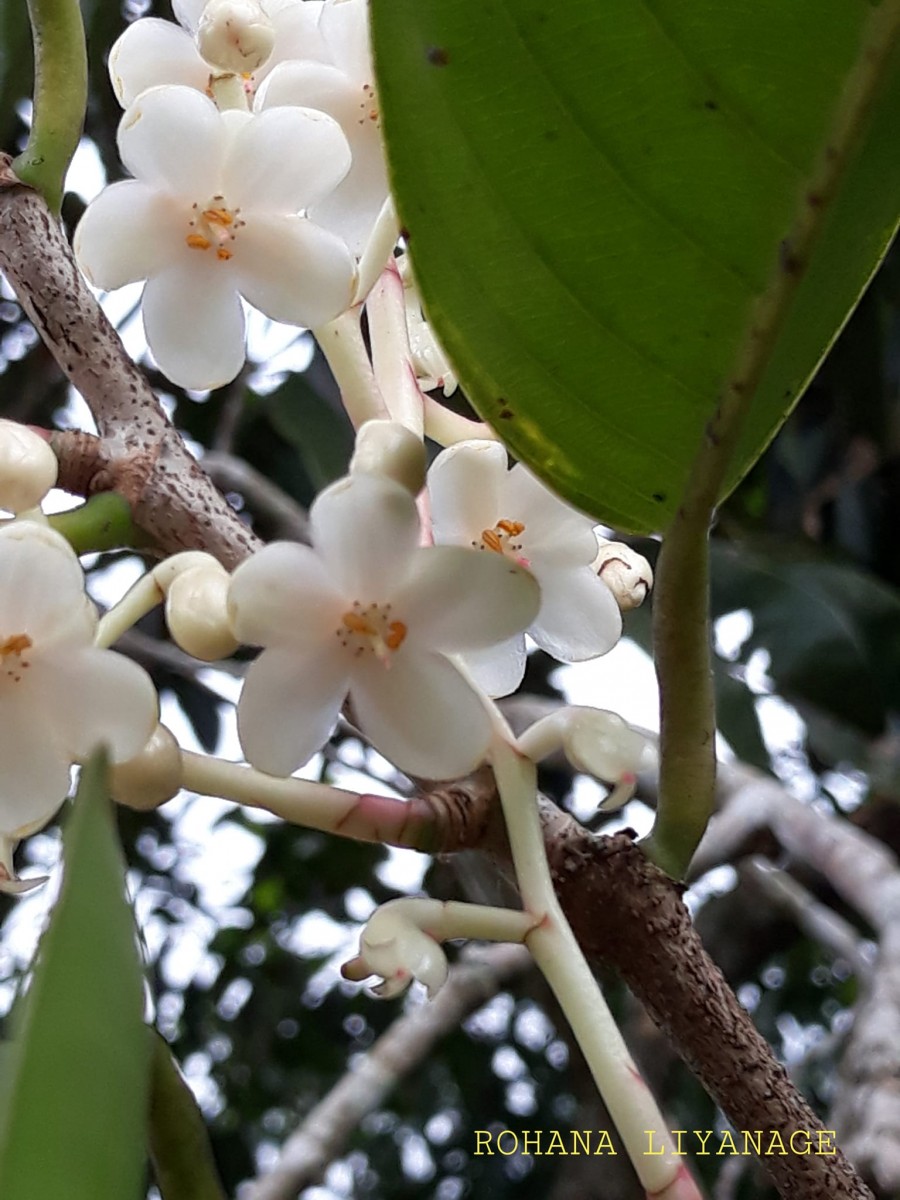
[350,420,426,495]
[110,724,183,811]
[166,564,238,661]
[0,421,57,514]
[198,0,275,74]
[595,541,653,611]
[563,707,652,779]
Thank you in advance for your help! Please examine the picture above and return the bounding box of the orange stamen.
[385,621,407,650]
[497,519,525,537]
[203,207,234,227]
[0,633,31,656]
[216,246,233,261]
[186,233,211,251]
[343,611,376,636]
[481,528,503,553]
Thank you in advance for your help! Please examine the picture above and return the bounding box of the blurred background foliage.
[1,2,899,1199]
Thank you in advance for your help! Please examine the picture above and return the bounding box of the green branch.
[48,493,148,556]
[13,0,87,213]
[645,0,900,878]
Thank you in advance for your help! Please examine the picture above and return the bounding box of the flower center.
[0,632,32,684]
[475,519,529,566]
[337,601,407,665]
[185,196,245,261]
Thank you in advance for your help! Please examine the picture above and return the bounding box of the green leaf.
[373,0,900,532]
[0,753,149,1200]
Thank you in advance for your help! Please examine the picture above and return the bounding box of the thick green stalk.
[48,493,147,556]
[13,0,87,213]
[646,0,900,877]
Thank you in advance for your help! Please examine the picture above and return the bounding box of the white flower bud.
[342,901,449,999]
[198,0,275,74]
[595,541,653,611]
[0,420,58,514]
[109,724,183,811]
[350,420,427,496]
[166,563,238,662]
[562,707,653,781]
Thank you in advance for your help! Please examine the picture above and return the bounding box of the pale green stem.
[647,0,900,878]
[94,552,220,648]
[354,194,400,304]
[14,0,87,213]
[488,718,698,1197]
[366,259,425,437]
[370,897,535,946]
[179,751,438,850]
[313,308,389,429]
[422,395,498,447]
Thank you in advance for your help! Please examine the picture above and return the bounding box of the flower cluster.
[75,0,387,389]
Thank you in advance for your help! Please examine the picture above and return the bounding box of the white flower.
[108,0,327,109]
[0,524,158,841]
[428,441,622,697]
[228,472,540,780]
[74,86,355,390]
[256,0,389,255]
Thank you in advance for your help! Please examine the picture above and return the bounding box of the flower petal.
[231,214,354,327]
[319,0,371,81]
[33,648,158,763]
[237,646,348,775]
[310,474,420,599]
[504,464,599,566]
[0,698,71,837]
[74,180,183,290]
[351,647,490,779]
[428,440,507,545]
[257,62,386,254]
[109,19,210,108]
[172,0,207,34]
[142,261,246,389]
[0,525,95,648]
[529,566,622,662]
[224,103,351,212]
[119,85,225,197]
[398,545,540,653]
[459,637,527,699]
[228,541,344,649]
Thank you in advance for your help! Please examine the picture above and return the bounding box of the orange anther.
[385,621,407,650]
[343,611,375,635]
[203,207,234,227]
[481,528,503,553]
[186,233,211,251]
[0,633,32,657]
[216,246,233,261]
[497,519,525,537]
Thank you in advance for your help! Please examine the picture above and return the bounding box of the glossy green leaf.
[373,0,900,532]
[0,753,148,1200]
